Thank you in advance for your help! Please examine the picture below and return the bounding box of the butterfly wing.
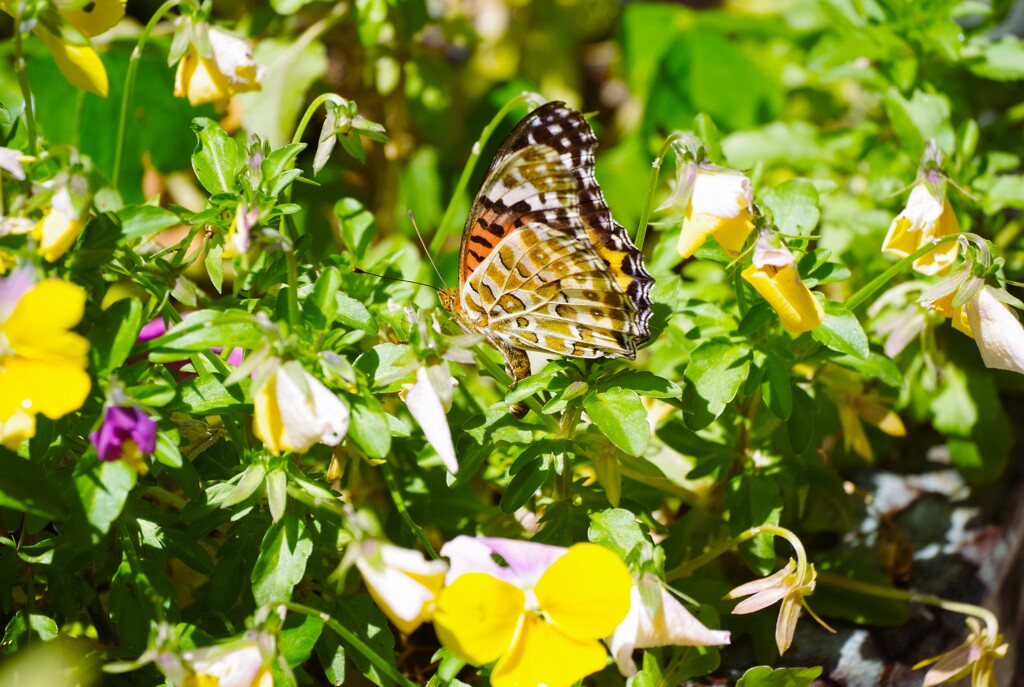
[460,101,654,343]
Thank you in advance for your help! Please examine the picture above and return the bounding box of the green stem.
[381,463,438,559]
[429,92,542,254]
[13,21,38,155]
[285,246,300,329]
[665,524,807,582]
[845,234,964,311]
[112,0,181,187]
[279,601,418,687]
[817,570,999,638]
[633,132,688,252]
[291,93,341,147]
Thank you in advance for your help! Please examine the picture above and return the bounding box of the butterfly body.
[440,102,653,416]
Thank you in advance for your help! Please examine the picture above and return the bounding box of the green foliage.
[0,0,1022,684]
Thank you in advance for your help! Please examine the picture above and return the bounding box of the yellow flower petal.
[0,410,36,450]
[0,357,91,420]
[4,279,88,359]
[33,207,85,262]
[57,0,125,37]
[252,371,284,455]
[174,51,232,108]
[838,404,872,461]
[434,573,524,665]
[36,28,108,97]
[534,543,631,641]
[712,211,755,255]
[913,198,960,276]
[881,217,919,259]
[741,263,823,335]
[491,613,608,687]
[856,399,906,438]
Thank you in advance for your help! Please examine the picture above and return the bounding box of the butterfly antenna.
[352,267,437,290]
[408,210,449,290]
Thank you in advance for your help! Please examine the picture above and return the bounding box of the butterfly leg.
[499,343,532,418]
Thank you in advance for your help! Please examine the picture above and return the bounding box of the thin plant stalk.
[382,463,438,559]
[665,523,808,582]
[845,234,965,311]
[633,131,690,252]
[13,18,38,155]
[112,0,181,187]
[429,92,543,254]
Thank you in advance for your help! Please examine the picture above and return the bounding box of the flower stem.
[429,92,543,254]
[112,0,181,188]
[284,245,300,329]
[633,132,689,252]
[844,234,964,311]
[13,21,38,156]
[665,524,807,582]
[278,601,418,687]
[290,93,340,147]
[816,571,999,638]
[381,462,438,559]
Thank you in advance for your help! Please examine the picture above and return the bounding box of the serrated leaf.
[251,515,313,605]
[736,666,822,687]
[583,387,649,457]
[349,395,391,458]
[190,117,239,194]
[683,338,752,429]
[811,301,869,359]
[588,508,646,561]
[308,266,342,331]
[762,179,820,237]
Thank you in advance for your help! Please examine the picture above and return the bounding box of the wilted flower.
[435,536,631,687]
[607,572,730,677]
[819,366,905,461]
[868,282,932,359]
[726,558,828,655]
[174,26,262,108]
[676,163,755,259]
[90,405,157,473]
[0,269,90,437]
[403,364,458,473]
[882,143,960,275]
[355,541,448,635]
[741,231,823,334]
[927,286,1024,376]
[916,617,1008,687]
[33,187,86,262]
[252,359,349,455]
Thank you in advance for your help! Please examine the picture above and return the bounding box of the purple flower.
[90,405,157,462]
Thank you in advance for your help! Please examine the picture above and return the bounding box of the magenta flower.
[90,405,157,468]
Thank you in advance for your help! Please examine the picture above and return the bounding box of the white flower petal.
[966,287,1024,375]
[306,370,350,446]
[0,148,25,180]
[405,365,458,473]
[189,643,270,687]
[690,166,752,219]
[751,231,796,269]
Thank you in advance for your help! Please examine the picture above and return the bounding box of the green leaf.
[762,180,820,237]
[500,459,551,513]
[0,453,68,520]
[73,458,136,544]
[725,474,782,574]
[251,515,313,605]
[882,88,954,158]
[147,310,265,352]
[205,242,224,293]
[335,198,376,260]
[736,666,822,687]
[116,204,181,240]
[601,371,681,399]
[349,395,391,459]
[153,431,184,468]
[966,36,1024,81]
[89,297,143,377]
[811,301,869,359]
[583,387,650,457]
[336,292,377,333]
[588,509,647,561]
[308,266,342,331]
[261,142,306,192]
[788,386,817,455]
[190,117,239,194]
[279,613,325,667]
[683,338,751,430]
[761,351,792,420]
[173,376,249,415]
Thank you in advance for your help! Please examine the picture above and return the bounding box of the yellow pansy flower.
[174,27,262,109]
[0,269,91,427]
[882,144,960,275]
[434,537,631,687]
[252,359,349,455]
[677,163,755,258]
[741,231,824,335]
[927,286,1024,375]
[33,204,85,262]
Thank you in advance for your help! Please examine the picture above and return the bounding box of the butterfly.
[438,101,654,417]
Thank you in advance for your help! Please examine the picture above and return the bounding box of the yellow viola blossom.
[0,270,91,429]
[927,286,1024,375]
[434,537,631,687]
[882,144,960,275]
[174,27,262,109]
[355,541,448,635]
[0,409,36,450]
[677,163,755,258]
[741,232,824,335]
[252,359,350,455]
[34,203,85,262]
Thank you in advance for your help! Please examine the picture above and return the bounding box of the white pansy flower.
[252,359,349,455]
[355,541,448,635]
